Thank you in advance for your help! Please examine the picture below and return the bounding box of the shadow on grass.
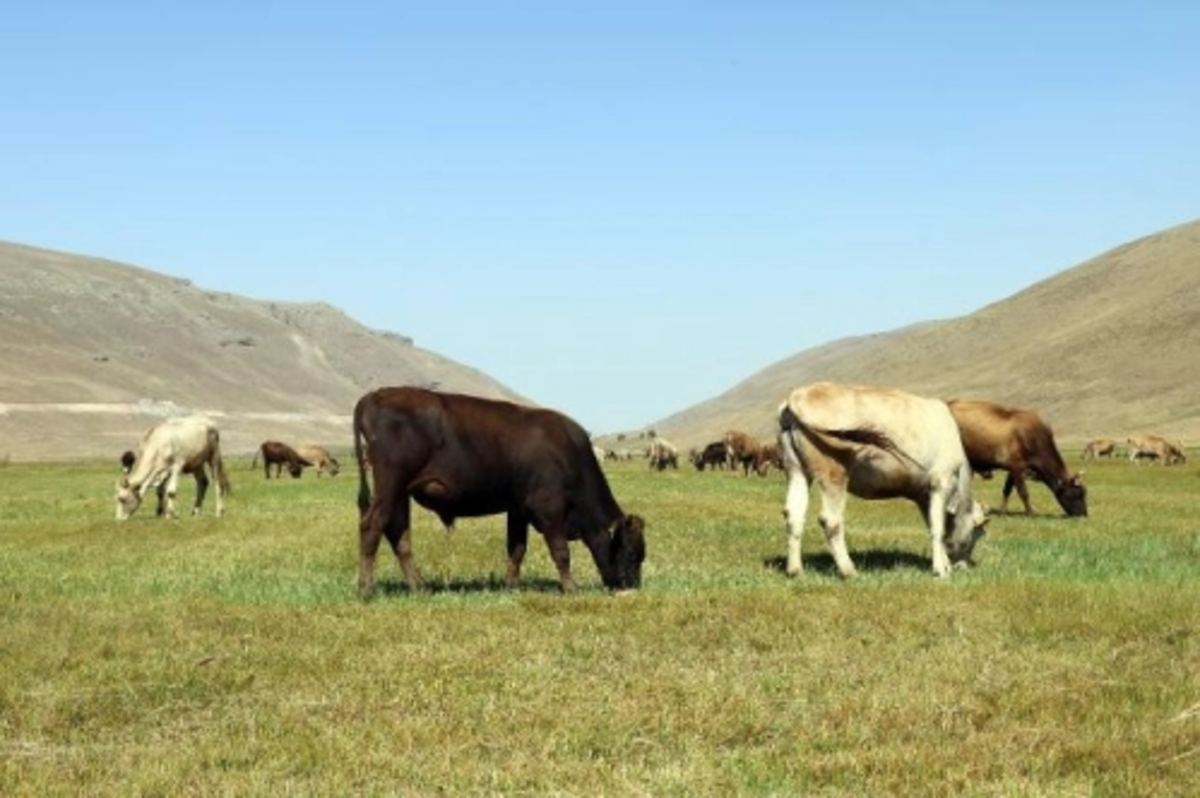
[371,573,565,598]
[762,549,932,577]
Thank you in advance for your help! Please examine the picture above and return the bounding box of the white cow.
[778,382,987,578]
[115,416,230,520]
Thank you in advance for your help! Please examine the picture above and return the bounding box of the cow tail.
[250,448,259,470]
[354,397,371,518]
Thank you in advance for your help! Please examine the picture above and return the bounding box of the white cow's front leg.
[783,471,811,576]
[927,489,952,577]
[163,465,184,519]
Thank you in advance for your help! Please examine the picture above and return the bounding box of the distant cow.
[353,387,646,597]
[778,382,986,578]
[297,444,341,477]
[115,416,230,520]
[1127,435,1187,466]
[753,440,783,476]
[690,441,728,471]
[252,440,313,479]
[724,430,763,476]
[1082,438,1117,460]
[646,438,678,471]
[948,399,1087,517]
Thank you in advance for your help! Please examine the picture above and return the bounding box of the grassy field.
[1,454,1196,795]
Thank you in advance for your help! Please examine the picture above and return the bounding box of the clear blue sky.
[3,2,1197,433]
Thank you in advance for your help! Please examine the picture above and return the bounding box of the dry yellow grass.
[1,456,1197,794]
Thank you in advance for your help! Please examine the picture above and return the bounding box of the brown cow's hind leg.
[505,513,529,589]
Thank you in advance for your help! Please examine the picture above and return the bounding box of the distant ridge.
[647,219,1200,450]
[0,242,525,461]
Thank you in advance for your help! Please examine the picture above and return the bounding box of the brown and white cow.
[353,387,646,597]
[778,382,987,578]
[1127,434,1187,466]
[1082,438,1117,460]
[252,440,313,479]
[948,399,1087,517]
[115,416,230,520]
[296,444,341,477]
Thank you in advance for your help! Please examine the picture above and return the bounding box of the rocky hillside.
[647,219,1200,451]
[0,242,524,461]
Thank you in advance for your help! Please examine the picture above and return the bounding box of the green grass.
[2,456,1197,795]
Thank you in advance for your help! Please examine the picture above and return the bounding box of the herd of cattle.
[111,382,1188,596]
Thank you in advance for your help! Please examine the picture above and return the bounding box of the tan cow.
[297,444,341,477]
[646,438,678,471]
[116,416,230,520]
[1127,435,1187,466]
[724,430,764,476]
[778,382,987,579]
[1082,438,1117,460]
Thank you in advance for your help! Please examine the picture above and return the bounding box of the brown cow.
[753,440,783,476]
[354,387,646,597]
[296,444,341,477]
[252,440,313,479]
[1127,435,1187,466]
[948,399,1087,517]
[1082,438,1117,460]
[724,430,764,476]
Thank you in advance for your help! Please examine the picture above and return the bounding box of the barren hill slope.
[0,242,524,460]
[650,219,1200,450]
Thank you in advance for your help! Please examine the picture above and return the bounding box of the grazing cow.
[948,399,1087,517]
[753,440,783,476]
[690,440,729,471]
[724,430,765,476]
[252,440,313,479]
[1082,438,1117,460]
[354,387,646,597]
[646,438,678,471]
[297,444,341,477]
[115,416,230,520]
[1127,435,1187,466]
[778,382,986,578]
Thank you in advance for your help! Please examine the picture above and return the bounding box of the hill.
[646,219,1200,451]
[0,242,524,461]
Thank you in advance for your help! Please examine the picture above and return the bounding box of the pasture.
[1,454,1196,795]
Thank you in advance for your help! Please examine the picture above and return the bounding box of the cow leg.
[543,528,579,593]
[192,468,209,515]
[382,508,423,593]
[155,482,168,517]
[505,513,530,589]
[782,469,812,576]
[925,490,952,577]
[161,465,184,518]
[1003,472,1034,515]
[817,489,856,578]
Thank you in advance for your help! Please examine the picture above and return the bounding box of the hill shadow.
[762,549,931,577]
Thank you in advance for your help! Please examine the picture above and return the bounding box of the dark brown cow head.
[608,514,646,589]
[1054,474,1088,517]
